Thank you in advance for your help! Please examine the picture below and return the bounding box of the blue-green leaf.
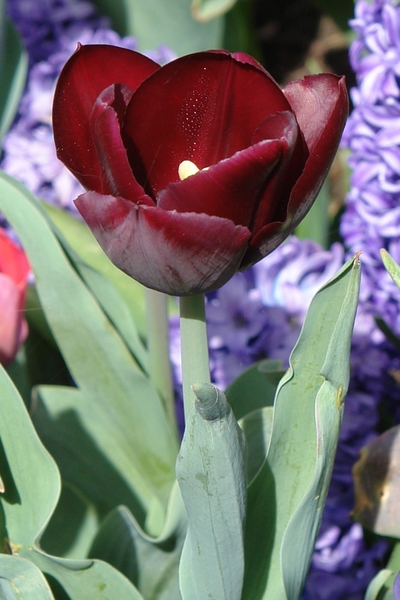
[242,254,361,600]
[0,555,55,599]
[191,0,237,22]
[90,0,223,56]
[41,203,150,338]
[177,383,247,600]
[381,249,400,290]
[18,548,145,600]
[0,364,60,548]
[0,364,143,598]
[0,18,28,146]
[0,172,178,527]
[239,407,273,484]
[365,569,394,600]
[226,359,284,420]
[90,483,186,600]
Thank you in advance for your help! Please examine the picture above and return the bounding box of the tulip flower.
[53,45,348,295]
[0,229,30,366]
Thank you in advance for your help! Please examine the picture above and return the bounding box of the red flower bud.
[0,230,30,365]
[53,45,348,295]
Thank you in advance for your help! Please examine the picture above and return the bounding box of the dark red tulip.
[53,44,348,295]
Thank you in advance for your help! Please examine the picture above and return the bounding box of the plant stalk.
[145,288,178,437]
[179,294,211,422]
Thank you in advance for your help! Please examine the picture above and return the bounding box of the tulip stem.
[145,288,178,438]
[179,294,211,423]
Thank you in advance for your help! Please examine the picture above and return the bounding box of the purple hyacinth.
[7,0,109,64]
[1,1,176,212]
[342,0,400,337]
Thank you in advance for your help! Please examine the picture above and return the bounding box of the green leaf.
[40,483,99,559]
[33,386,151,524]
[0,18,28,146]
[62,258,148,374]
[89,0,223,56]
[226,359,284,420]
[295,178,330,248]
[0,365,143,598]
[0,172,178,525]
[176,383,247,600]
[190,0,237,22]
[41,203,149,339]
[0,364,60,548]
[0,555,55,599]
[239,407,273,484]
[365,569,394,600]
[381,249,400,290]
[90,484,186,600]
[242,255,361,600]
[18,549,145,600]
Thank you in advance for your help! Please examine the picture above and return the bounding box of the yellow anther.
[178,160,200,180]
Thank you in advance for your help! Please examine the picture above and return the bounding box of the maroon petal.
[75,192,251,295]
[282,74,348,222]
[158,138,283,227]
[250,110,306,234]
[122,51,291,197]
[90,84,154,204]
[53,44,159,191]
[241,74,348,267]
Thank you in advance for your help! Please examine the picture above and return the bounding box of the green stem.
[179,294,211,422]
[145,288,177,437]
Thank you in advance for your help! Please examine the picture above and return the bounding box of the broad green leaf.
[295,178,330,248]
[41,203,149,338]
[0,555,55,599]
[33,386,151,524]
[0,172,178,523]
[190,0,237,22]
[90,0,223,55]
[90,484,186,600]
[176,383,247,600]
[0,364,60,548]
[18,548,145,600]
[239,407,273,484]
[226,359,284,420]
[365,570,394,600]
[0,0,4,75]
[40,483,99,559]
[63,258,148,374]
[0,18,28,145]
[0,365,143,598]
[381,249,400,290]
[242,255,360,600]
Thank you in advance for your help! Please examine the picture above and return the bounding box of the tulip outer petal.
[75,192,251,296]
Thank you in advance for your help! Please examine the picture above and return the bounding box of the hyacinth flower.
[52,44,348,296]
[0,228,30,365]
[341,0,400,336]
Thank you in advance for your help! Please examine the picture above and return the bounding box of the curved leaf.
[365,569,394,600]
[0,18,28,145]
[0,364,60,548]
[0,172,178,525]
[242,254,360,600]
[176,383,247,600]
[0,555,55,599]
